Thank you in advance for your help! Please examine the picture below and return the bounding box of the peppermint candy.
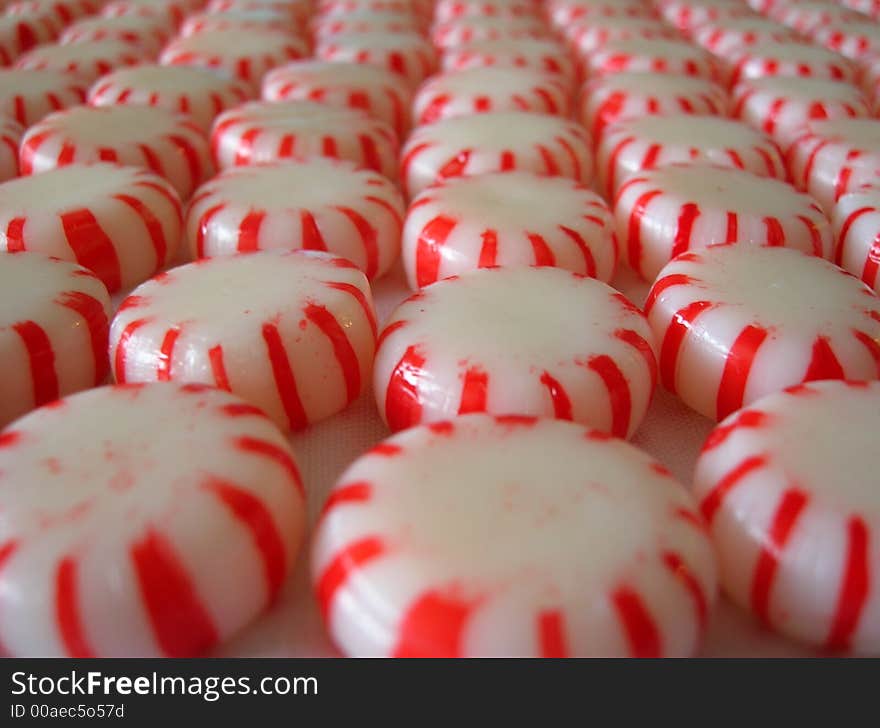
[374,266,656,438]
[645,244,880,420]
[0,252,110,428]
[110,251,378,432]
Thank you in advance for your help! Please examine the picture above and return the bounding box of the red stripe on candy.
[587,355,630,437]
[671,202,700,260]
[559,225,596,277]
[527,232,555,266]
[804,336,844,381]
[615,328,657,387]
[131,529,219,657]
[336,206,379,279]
[540,370,573,420]
[644,273,693,316]
[262,323,308,430]
[237,209,265,252]
[195,203,225,258]
[826,517,870,652]
[659,300,713,393]
[751,489,808,628]
[204,476,287,605]
[376,319,406,350]
[304,303,360,404]
[459,366,488,414]
[662,551,708,633]
[612,586,661,658]
[5,217,25,252]
[324,281,377,341]
[56,291,109,384]
[60,208,122,292]
[478,228,497,268]
[208,345,231,390]
[300,210,327,251]
[13,320,59,407]
[235,436,304,498]
[113,193,168,268]
[113,318,149,384]
[320,481,371,519]
[700,455,767,523]
[538,610,569,657]
[157,327,180,381]
[386,345,426,431]
[416,214,457,287]
[56,557,96,657]
[316,537,385,621]
[166,134,202,186]
[627,189,662,272]
[716,324,768,420]
[393,590,478,657]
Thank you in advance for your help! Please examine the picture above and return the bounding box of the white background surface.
[210,262,818,658]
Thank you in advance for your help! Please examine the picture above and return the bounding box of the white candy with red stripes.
[20,106,212,200]
[60,16,172,55]
[316,32,437,87]
[88,65,255,131]
[584,39,720,81]
[693,380,880,654]
[732,77,871,148]
[159,30,308,88]
[616,165,832,281]
[0,252,110,428]
[313,413,716,657]
[110,251,378,432]
[374,267,656,437]
[567,16,681,58]
[832,187,880,294]
[186,159,403,280]
[691,17,803,61]
[547,0,657,28]
[317,0,430,20]
[645,244,880,421]
[656,0,755,31]
[400,111,592,199]
[0,13,61,66]
[402,171,617,288]
[181,9,297,37]
[579,72,728,142]
[0,69,86,128]
[810,22,880,62]
[598,116,786,199]
[5,0,98,25]
[210,100,399,178]
[261,61,412,137]
[0,116,23,182]
[787,119,880,212]
[0,163,182,293]
[0,381,306,657]
[210,0,311,22]
[770,1,862,35]
[412,68,570,125]
[101,0,194,28]
[14,40,150,84]
[440,39,576,86]
[310,12,421,40]
[839,0,880,17]
[430,16,552,50]
[727,42,857,87]
[857,55,880,105]
[433,0,542,22]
